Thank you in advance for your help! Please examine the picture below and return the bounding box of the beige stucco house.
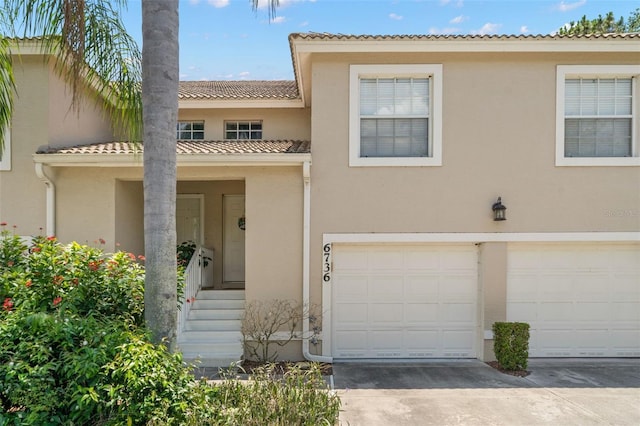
[2,33,639,365]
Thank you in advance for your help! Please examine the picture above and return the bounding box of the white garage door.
[332,244,478,359]
[507,243,640,357]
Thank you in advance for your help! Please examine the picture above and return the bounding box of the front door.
[176,195,204,246]
[223,195,245,283]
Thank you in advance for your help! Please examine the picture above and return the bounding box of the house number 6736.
[322,243,332,282]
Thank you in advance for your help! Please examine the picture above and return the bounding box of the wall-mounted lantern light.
[492,197,507,221]
[238,215,246,231]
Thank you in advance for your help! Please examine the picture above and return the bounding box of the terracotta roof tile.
[179,81,299,100]
[37,140,310,155]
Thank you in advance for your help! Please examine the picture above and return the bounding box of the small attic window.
[177,121,204,140]
[225,121,262,140]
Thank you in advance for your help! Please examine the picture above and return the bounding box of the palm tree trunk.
[142,0,179,350]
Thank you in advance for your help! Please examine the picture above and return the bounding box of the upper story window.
[225,121,262,140]
[349,64,442,167]
[177,121,204,140]
[556,65,639,166]
[0,127,10,171]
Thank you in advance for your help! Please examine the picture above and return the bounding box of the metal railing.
[177,247,213,335]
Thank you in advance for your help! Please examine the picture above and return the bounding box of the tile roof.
[178,80,299,100]
[37,140,311,155]
[289,32,640,41]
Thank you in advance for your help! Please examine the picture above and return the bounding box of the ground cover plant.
[0,225,339,425]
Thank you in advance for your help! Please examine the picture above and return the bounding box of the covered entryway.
[331,244,478,359]
[507,242,640,357]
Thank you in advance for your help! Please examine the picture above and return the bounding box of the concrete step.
[188,308,244,320]
[184,319,242,331]
[178,330,242,342]
[191,299,244,310]
[196,289,245,300]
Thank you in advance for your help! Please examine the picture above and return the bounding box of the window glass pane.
[179,131,191,139]
[193,122,204,131]
[226,122,237,131]
[178,122,192,131]
[565,118,631,157]
[225,131,235,139]
[192,132,204,140]
[250,131,261,139]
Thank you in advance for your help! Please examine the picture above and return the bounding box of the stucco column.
[479,241,508,361]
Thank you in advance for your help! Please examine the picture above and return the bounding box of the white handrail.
[177,247,203,335]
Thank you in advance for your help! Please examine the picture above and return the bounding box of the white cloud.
[449,15,466,24]
[271,16,286,24]
[188,0,200,5]
[239,71,251,78]
[470,22,501,35]
[428,26,460,35]
[520,25,529,34]
[554,0,586,12]
[299,21,309,27]
[207,0,229,8]
[389,13,403,21]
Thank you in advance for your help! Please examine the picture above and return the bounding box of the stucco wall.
[0,57,50,235]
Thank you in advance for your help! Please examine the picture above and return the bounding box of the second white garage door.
[507,243,640,357]
[332,244,478,359]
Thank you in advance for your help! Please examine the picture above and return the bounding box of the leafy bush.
[492,322,530,371]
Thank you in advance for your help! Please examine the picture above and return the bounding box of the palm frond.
[0,37,16,156]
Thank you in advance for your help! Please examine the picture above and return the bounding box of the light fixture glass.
[492,197,507,221]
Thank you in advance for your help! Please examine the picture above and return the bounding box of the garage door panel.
[406,303,439,323]
[612,303,640,321]
[333,276,368,299]
[369,275,403,299]
[508,243,640,357]
[442,303,475,323]
[335,303,367,324]
[574,303,609,321]
[369,250,404,270]
[333,244,478,359]
[442,330,475,355]
[370,303,403,325]
[406,276,439,298]
[333,249,368,271]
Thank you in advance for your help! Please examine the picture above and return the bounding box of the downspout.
[302,160,333,363]
[35,163,56,236]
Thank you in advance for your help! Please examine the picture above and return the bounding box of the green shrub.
[492,322,530,371]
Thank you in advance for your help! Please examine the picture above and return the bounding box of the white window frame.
[177,120,205,140]
[556,65,640,167]
[349,64,443,167]
[0,127,10,171]
[224,120,263,140]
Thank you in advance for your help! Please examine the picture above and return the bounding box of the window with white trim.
[0,127,10,171]
[225,121,262,140]
[177,121,204,140]
[350,64,442,167]
[556,65,640,166]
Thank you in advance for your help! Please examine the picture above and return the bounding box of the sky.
[120,0,638,81]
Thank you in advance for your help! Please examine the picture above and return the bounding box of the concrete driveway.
[333,359,640,425]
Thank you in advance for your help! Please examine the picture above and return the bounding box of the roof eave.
[290,35,640,54]
[33,152,311,167]
[178,98,304,109]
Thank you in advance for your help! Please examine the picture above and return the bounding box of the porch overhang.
[33,152,311,167]
[33,139,311,167]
